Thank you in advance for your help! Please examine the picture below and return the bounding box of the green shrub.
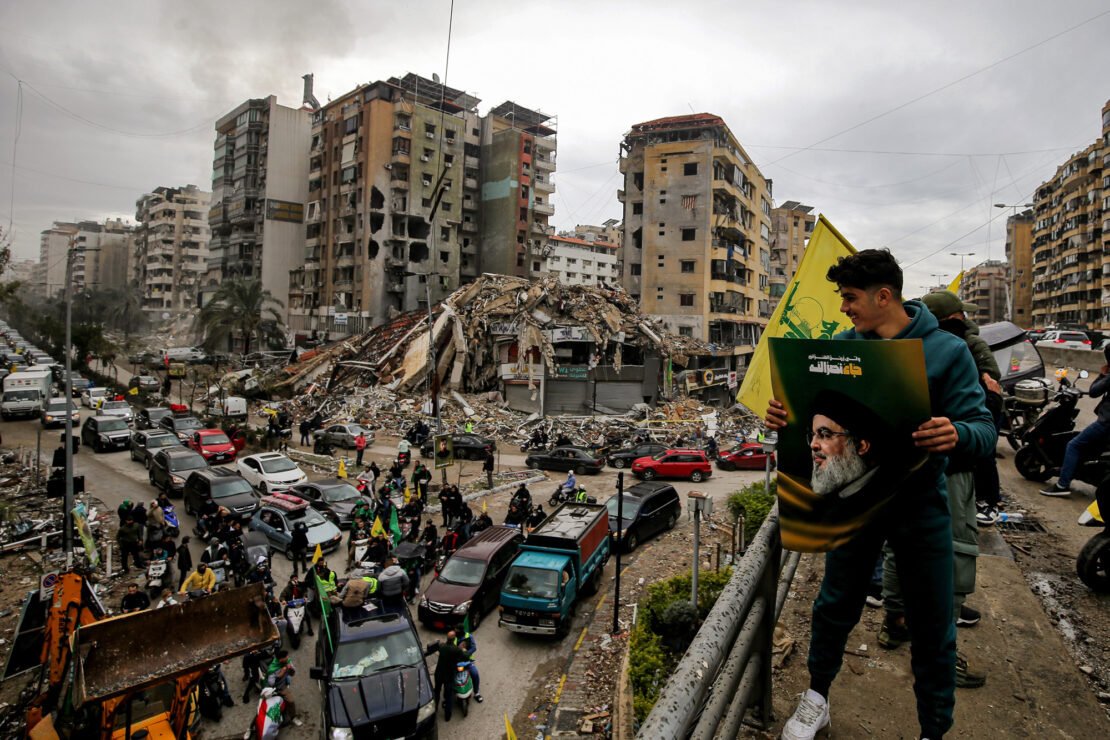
[727,479,777,540]
[629,567,734,722]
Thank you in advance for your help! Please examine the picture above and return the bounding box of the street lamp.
[403,269,445,482]
[950,251,975,272]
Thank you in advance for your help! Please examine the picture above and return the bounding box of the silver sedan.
[311,423,374,449]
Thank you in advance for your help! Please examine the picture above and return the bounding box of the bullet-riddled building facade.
[135,185,210,314]
[768,200,815,314]
[1004,209,1034,326]
[619,113,773,352]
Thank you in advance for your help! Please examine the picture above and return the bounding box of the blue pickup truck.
[498,502,610,638]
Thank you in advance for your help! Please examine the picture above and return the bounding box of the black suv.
[135,406,173,430]
[130,428,183,468]
[605,443,667,469]
[81,416,132,453]
[311,606,436,739]
[183,467,260,520]
[149,447,208,496]
[159,414,204,441]
[604,481,681,551]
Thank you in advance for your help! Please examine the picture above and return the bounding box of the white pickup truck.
[2,368,52,420]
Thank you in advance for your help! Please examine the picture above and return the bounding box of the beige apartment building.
[135,185,210,314]
[36,219,134,299]
[768,201,815,313]
[1030,99,1109,330]
[1004,209,1034,327]
[959,259,1008,325]
[618,113,773,352]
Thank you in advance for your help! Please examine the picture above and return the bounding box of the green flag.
[314,568,334,651]
[389,506,402,547]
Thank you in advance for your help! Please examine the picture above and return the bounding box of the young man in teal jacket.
[768,249,996,740]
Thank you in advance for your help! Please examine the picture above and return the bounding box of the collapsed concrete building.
[277,274,718,415]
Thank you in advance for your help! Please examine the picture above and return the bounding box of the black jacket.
[290,525,309,551]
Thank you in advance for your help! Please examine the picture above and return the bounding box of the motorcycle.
[999,379,1051,450]
[1077,481,1110,592]
[453,660,476,717]
[548,485,593,507]
[162,503,181,538]
[145,559,168,597]
[1014,372,1108,483]
[284,598,310,650]
[398,449,412,468]
[504,496,532,527]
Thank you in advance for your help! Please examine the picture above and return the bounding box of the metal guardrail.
[637,504,801,738]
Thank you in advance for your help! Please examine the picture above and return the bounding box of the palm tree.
[195,280,285,354]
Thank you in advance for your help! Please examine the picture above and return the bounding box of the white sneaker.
[781,689,830,739]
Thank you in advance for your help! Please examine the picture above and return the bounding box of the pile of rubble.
[268,275,712,398]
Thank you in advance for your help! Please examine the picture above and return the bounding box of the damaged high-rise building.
[287,73,556,338]
[618,113,773,356]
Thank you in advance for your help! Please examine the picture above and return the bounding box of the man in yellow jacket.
[179,562,216,593]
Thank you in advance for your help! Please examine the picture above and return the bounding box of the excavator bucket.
[73,583,277,705]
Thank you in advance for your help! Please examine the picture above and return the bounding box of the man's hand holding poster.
[769,337,931,552]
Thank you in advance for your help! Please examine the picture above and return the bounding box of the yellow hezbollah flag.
[947,271,963,293]
[312,543,323,564]
[337,459,347,479]
[371,516,386,538]
[127,387,139,396]
[736,215,857,416]
[482,498,487,513]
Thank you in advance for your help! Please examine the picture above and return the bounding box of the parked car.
[237,452,308,494]
[149,447,208,497]
[159,414,205,442]
[129,429,183,468]
[605,481,682,551]
[525,446,605,474]
[80,387,108,408]
[81,415,132,453]
[98,399,134,424]
[605,443,667,469]
[311,599,436,739]
[40,396,80,428]
[135,406,173,430]
[419,433,497,461]
[128,375,161,393]
[311,423,375,449]
[288,478,365,529]
[183,467,259,520]
[249,493,342,558]
[186,428,240,463]
[631,448,713,482]
[715,442,775,471]
[418,524,523,630]
[1035,330,1092,350]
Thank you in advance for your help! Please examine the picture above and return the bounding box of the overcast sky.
[1,0,1108,298]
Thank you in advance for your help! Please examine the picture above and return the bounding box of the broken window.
[633,172,644,190]
[630,264,641,276]
[684,162,698,176]
[681,260,695,273]
[682,228,696,241]
[441,226,450,240]
[533,261,540,271]
[679,326,693,336]
[632,202,643,215]
[370,186,384,210]
[440,250,449,262]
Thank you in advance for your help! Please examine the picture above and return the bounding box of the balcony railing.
[533,202,554,216]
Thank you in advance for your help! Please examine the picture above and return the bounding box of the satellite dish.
[161,312,170,320]
[432,73,440,83]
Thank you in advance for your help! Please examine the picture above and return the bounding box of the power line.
[762,8,1110,167]
[753,142,1087,158]
[0,158,152,192]
[20,82,215,138]
[6,80,21,233]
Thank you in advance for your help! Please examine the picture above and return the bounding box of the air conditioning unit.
[445,162,453,168]
[420,156,429,162]
[426,132,435,139]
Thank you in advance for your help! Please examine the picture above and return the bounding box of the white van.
[160,347,207,363]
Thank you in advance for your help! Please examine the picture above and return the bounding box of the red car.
[716,442,775,471]
[187,429,243,463]
[631,448,713,482]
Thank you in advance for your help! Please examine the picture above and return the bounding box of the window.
[679,326,693,336]
[680,294,695,306]
[684,162,698,176]
[632,202,643,215]
[441,226,450,240]
[630,264,641,275]
[533,261,540,271]
[344,117,358,136]
[681,260,695,273]
[566,258,577,265]
[425,123,436,135]
[681,228,696,241]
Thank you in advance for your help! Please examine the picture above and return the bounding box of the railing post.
[758,526,782,727]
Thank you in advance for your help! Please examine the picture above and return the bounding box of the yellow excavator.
[17,574,277,739]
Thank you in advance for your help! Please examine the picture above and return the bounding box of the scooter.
[504,497,532,527]
[453,660,476,717]
[162,503,181,538]
[145,559,168,597]
[398,450,412,468]
[1014,372,1109,483]
[548,485,594,507]
[284,598,310,650]
[1077,481,1110,592]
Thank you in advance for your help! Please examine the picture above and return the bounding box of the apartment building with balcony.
[1004,209,1034,326]
[481,101,558,279]
[36,219,134,299]
[134,185,210,313]
[618,113,773,354]
[532,233,619,287]
[36,223,77,298]
[205,95,310,320]
[288,73,559,337]
[1029,102,1108,330]
[958,259,1008,325]
[768,200,815,313]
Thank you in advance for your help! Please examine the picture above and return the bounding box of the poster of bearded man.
[768,337,931,552]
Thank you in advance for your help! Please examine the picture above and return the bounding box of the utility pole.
[62,232,78,570]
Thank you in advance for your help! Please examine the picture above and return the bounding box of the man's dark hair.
[826,249,903,298]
